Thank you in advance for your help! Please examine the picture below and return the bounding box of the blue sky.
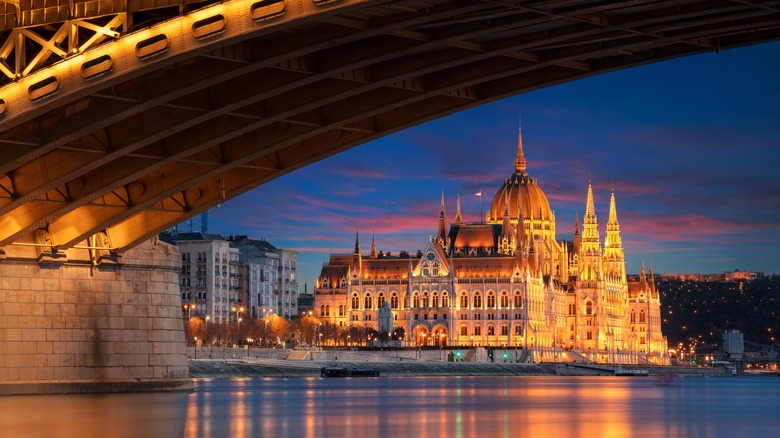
[203,41,780,292]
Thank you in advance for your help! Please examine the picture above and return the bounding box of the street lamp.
[194,336,198,359]
[232,305,245,346]
[184,303,196,320]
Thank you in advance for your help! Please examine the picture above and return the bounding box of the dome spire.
[514,115,527,174]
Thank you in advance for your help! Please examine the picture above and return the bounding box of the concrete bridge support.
[0,241,191,394]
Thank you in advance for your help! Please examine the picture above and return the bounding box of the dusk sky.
[204,41,780,292]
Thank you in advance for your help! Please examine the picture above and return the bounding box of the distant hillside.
[658,276,780,347]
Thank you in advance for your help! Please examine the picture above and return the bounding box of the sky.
[202,41,780,293]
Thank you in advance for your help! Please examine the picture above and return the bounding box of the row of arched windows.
[458,291,522,309]
[458,324,522,336]
[345,289,526,311]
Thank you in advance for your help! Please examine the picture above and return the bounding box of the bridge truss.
[0,0,778,258]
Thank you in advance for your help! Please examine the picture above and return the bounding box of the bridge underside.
[0,0,779,256]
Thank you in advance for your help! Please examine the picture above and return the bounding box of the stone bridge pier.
[0,241,191,394]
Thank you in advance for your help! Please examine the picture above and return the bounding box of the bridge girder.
[0,0,779,255]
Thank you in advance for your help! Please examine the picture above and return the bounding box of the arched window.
[378,292,385,307]
[460,293,469,309]
[421,293,429,308]
[487,325,495,336]
[351,293,359,310]
[432,264,439,276]
[325,305,330,316]
[460,325,468,336]
[391,293,399,309]
[586,301,593,315]
[500,291,509,308]
[320,305,325,316]
[364,294,373,309]
[412,292,419,308]
[514,292,522,308]
[442,293,450,308]
[630,310,636,323]
[568,303,575,315]
[487,292,496,308]
[474,292,482,308]
[339,305,345,316]
[432,292,439,308]
[514,325,522,335]
[587,331,592,340]
[639,309,646,323]
[500,325,508,336]
[422,262,430,276]
[474,325,482,336]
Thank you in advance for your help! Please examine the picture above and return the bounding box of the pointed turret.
[639,259,647,291]
[352,230,362,275]
[604,186,625,280]
[500,194,513,254]
[649,261,656,295]
[514,197,527,271]
[354,230,361,254]
[370,231,377,259]
[455,193,463,225]
[437,190,447,247]
[581,178,601,254]
[514,116,527,174]
[573,211,581,254]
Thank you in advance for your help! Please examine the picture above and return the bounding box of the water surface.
[2,376,778,437]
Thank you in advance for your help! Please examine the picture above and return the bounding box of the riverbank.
[189,359,552,378]
[188,358,737,379]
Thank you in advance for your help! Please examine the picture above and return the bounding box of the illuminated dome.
[487,173,553,223]
[486,128,554,226]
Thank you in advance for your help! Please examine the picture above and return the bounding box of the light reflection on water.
[1,376,779,438]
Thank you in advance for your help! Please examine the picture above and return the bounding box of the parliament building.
[314,127,668,365]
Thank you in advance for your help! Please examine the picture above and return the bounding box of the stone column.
[0,241,191,394]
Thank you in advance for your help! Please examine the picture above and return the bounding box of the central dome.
[486,128,554,226]
[487,172,554,223]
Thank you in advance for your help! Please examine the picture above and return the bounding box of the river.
[2,376,778,437]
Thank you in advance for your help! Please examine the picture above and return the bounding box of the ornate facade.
[314,127,668,364]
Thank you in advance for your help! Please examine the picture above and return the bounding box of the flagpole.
[476,188,483,223]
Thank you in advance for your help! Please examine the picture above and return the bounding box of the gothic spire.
[437,190,447,246]
[455,193,463,225]
[354,229,360,254]
[573,211,580,255]
[585,177,596,222]
[608,184,619,227]
[370,231,377,259]
[514,116,527,174]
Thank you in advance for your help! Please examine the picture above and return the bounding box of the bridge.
[0,0,778,394]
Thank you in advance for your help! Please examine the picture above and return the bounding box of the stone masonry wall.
[0,241,191,394]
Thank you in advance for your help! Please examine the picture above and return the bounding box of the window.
[413,293,419,308]
[364,294,373,309]
[500,292,508,308]
[325,305,330,317]
[630,310,636,323]
[432,293,439,308]
[391,293,399,309]
[587,331,592,340]
[442,293,449,308]
[514,292,522,308]
[501,325,508,336]
[474,325,481,336]
[460,325,468,336]
[421,293,428,308]
[460,293,468,309]
[351,294,359,310]
[514,325,522,335]
[320,305,325,316]
[487,292,495,308]
[569,304,575,315]
[586,301,593,315]
[339,305,345,316]
[487,325,495,336]
[474,293,482,308]
[639,310,646,323]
